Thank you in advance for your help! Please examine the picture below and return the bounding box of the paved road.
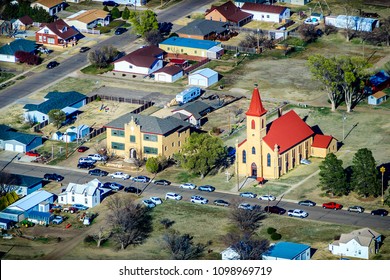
[2,160,390,231]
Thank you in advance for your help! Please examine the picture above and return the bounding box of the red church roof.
[263,110,314,153]
[312,134,334,148]
[246,87,267,117]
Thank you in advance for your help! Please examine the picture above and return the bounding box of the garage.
[188,68,218,88]
[157,74,166,82]
[154,65,183,83]
[15,145,24,153]
[5,143,14,151]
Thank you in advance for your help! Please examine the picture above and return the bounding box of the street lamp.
[380,166,386,206]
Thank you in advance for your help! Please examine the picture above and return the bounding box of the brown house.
[35,19,79,47]
[205,1,253,26]
[13,15,34,31]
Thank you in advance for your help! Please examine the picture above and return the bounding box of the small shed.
[368,91,387,105]
[52,131,63,141]
[311,134,337,158]
[63,132,77,143]
[188,68,218,87]
[66,125,90,139]
[154,65,183,83]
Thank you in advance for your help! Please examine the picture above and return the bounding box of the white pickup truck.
[88,154,107,161]
[287,209,308,218]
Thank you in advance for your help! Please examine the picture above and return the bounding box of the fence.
[90,94,154,106]
[33,120,49,132]
[89,127,106,139]
[184,58,210,74]
[79,28,101,35]
[221,44,257,54]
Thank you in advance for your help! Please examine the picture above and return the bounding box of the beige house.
[65,9,111,31]
[31,0,65,16]
[105,113,193,160]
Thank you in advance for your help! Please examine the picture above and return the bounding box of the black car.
[88,169,108,177]
[264,205,286,215]
[124,186,141,194]
[43,173,64,182]
[153,179,171,185]
[198,185,215,192]
[103,1,119,7]
[115,27,127,35]
[77,162,95,169]
[213,199,230,207]
[371,209,389,216]
[46,61,59,69]
[79,46,90,53]
[298,200,316,207]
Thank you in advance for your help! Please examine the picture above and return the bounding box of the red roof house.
[311,134,337,157]
[205,1,253,26]
[35,19,79,47]
[241,3,290,23]
[154,65,183,83]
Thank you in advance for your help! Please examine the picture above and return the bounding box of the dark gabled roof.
[114,46,165,68]
[241,3,287,14]
[105,113,192,136]
[154,65,183,75]
[6,174,42,187]
[0,39,37,55]
[172,101,212,120]
[206,1,253,23]
[18,15,33,25]
[176,19,229,36]
[39,19,79,40]
[0,124,42,145]
[23,91,86,114]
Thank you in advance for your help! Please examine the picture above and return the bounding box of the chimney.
[278,107,282,118]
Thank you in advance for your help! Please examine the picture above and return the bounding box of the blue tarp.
[370,70,390,87]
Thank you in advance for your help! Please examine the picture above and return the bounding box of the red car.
[78,146,89,152]
[25,150,40,157]
[322,202,343,210]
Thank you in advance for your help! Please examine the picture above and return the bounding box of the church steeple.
[246,84,267,117]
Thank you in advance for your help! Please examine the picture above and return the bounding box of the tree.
[378,16,390,47]
[162,231,207,260]
[0,172,20,197]
[92,226,111,248]
[351,148,381,197]
[103,5,110,12]
[229,205,266,233]
[48,109,66,128]
[308,55,342,111]
[88,45,118,68]
[144,29,164,46]
[106,196,152,250]
[176,132,226,178]
[224,232,269,260]
[129,10,159,37]
[122,7,130,20]
[297,24,318,43]
[146,157,159,174]
[318,153,349,196]
[111,7,121,19]
[30,6,53,23]
[15,51,41,65]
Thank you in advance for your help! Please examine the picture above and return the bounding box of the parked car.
[77,146,89,152]
[103,182,124,191]
[153,179,171,185]
[150,197,162,205]
[63,207,78,213]
[115,27,127,35]
[348,205,365,213]
[258,195,276,201]
[288,209,308,218]
[143,199,156,208]
[110,172,130,180]
[132,176,150,183]
[79,157,96,164]
[46,61,59,69]
[298,200,316,207]
[165,192,182,200]
[72,204,89,211]
[198,185,215,192]
[264,205,286,215]
[77,162,95,169]
[79,46,90,53]
[300,158,312,165]
[43,173,64,182]
[240,192,257,198]
[371,209,388,216]
[238,203,256,211]
[322,202,343,210]
[124,186,141,194]
[180,183,196,189]
[88,154,107,161]
[88,169,108,177]
[52,216,63,225]
[26,150,40,157]
[103,1,119,6]
[213,199,230,207]
[190,195,208,204]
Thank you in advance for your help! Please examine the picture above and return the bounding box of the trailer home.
[176,87,201,104]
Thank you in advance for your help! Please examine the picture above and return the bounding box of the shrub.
[15,51,41,65]
[270,232,282,240]
[98,26,111,33]
[84,235,95,244]
[267,227,277,234]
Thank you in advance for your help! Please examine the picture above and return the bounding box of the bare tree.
[88,45,119,68]
[224,232,269,260]
[92,226,111,247]
[106,196,152,250]
[229,204,267,233]
[133,158,145,170]
[144,29,164,46]
[162,230,207,260]
[297,24,318,43]
[0,172,20,196]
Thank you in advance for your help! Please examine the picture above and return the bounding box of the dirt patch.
[214,65,235,72]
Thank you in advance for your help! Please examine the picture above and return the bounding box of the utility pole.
[235,139,239,192]
[380,166,386,206]
[52,144,54,160]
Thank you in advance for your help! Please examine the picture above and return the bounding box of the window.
[143,134,158,142]
[111,142,125,150]
[194,50,197,54]
[252,147,256,155]
[44,29,49,34]
[181,49,183,53]
[84,192,87,197]
[164,146,167,151]
[144,147,158,155]
[267,15,270,18]
[242,150,246,163]
[130,135,136,143]
[38,36,42,42]
[262,119,264,128]
[111,129,125,137]
[72,196,75,202]
[72,190,75,195]
[48,38,55,44]
[167,47,170,51]
[60,197,63,202]
[178,141,181,147]
[172,142,174,147]
[267,153,271,167]
[85,198,88,204]
[251,119,255,129]
[129,65,133,69]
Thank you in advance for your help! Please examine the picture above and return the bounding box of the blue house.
[368,91,387,105]
[66,124,90,139]
[0,124,42,153]
[262,242,311,260]
[0,39,37,63]
[23,91,86,124]
[7,174,43,197]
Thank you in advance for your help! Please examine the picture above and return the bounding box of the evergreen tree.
[146,157,160,174]
[103,5,110,12]
[129,10,158,37]
[318,153,349,196]
[351,148,381,197]
[122,7,130,20]
[111,6,121,19]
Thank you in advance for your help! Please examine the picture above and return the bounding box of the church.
[236,86,337,180]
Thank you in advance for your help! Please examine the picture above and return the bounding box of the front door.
[251,162,257,177]
[130,148,137,159]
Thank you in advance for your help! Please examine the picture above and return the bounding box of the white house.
[154,65,183,83]
[221,247,240,260]
[66,125,90,139]
[329,228,382,259]
[52,131,63,141]
[65,9,111,31]
[188,68,218,87]
[113,46,165,75]
[31,0,66,16]
[241,3,290,23]
[57,179,103,208]
[262,242,311,260]
[12,15,34,31]
[368,91,387,106]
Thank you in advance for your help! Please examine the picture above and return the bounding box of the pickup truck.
[287,209,308,218]
[88,154,107,161]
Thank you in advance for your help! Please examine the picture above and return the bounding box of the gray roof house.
[23,91,87,124]
[6,174,43,197]
[176,19,230,40]
[0,39,37,63]
[171,101,213,127]
[0,124,42,153]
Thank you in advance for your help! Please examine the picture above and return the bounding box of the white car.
[88,154,107,161]
[110,172,130,180]
[288,209,308,218]
[258,195,276,201]
[300,158,311,165]
[150,197,162,205]
[238,203,256,211]
[180,183,196,189]
[165,192,182,200]
[190,195,208,204]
